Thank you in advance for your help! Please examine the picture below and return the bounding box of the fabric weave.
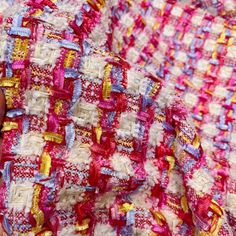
[0,0,235,235]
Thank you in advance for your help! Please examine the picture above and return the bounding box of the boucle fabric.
[108,0,236,233]
[0,0,235,235]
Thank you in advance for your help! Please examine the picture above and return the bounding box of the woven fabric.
[109,1,236,233]
[0,0,235,235]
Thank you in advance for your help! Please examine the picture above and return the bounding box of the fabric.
[0,0,234,235]
[108,1,236,233]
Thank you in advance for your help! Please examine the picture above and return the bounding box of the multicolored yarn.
[0,0,235,235]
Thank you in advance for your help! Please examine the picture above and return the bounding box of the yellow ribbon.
[119,203,134,213]
[64,50,76,68]
[150,210,166,226]
[30,152,54,232]
[209,215,222,236]
[75,218,90,232]
[153,22,160,31]
[43,132,63,143]
[31,184,44,233]
[87,0,105,10]
[54,100,63,115]
[166,156,175,173]
[95,125,102,144]
[0,77,20,88]
[217,32,226,44]
[40,231,53,236]
[12,38,29,60]
[1,122,18,131]
[224,22,236,30]
[33,9,43,17]
[102,63,112,100]
[117,139,133,147]
[127,24,134,37]
[192,135,200,148]
[75,223,89,231]
[212,50,218,60]
[183,79,195,89]
[40,152,51,176]
[210,200,223,217]
[149,82,161,96]
[180,196,189,213]
[228,37,234,46]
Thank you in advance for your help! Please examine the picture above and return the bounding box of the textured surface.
[0,0,235,235]
[108,1,236,233]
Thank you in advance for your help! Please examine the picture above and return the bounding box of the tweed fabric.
[0,0,235,235]
[108,0,236,232]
